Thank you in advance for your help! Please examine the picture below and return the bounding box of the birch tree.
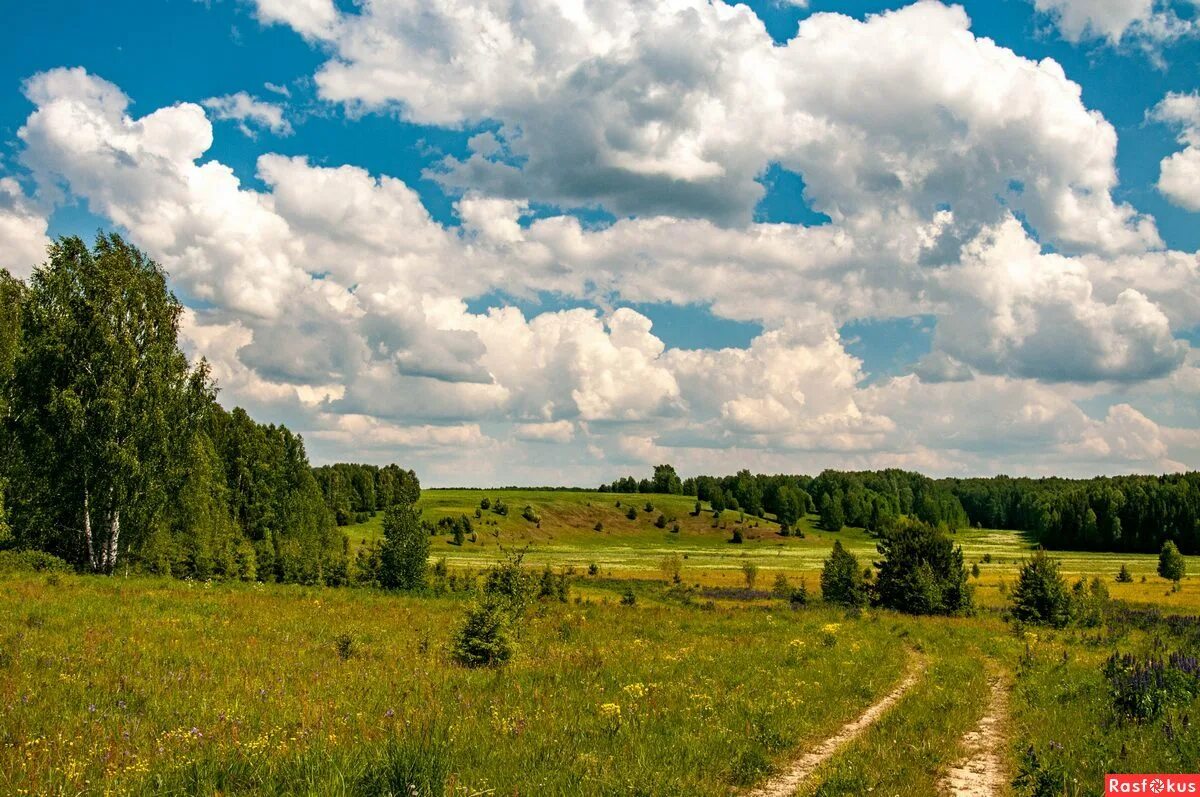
[10,234,207,572]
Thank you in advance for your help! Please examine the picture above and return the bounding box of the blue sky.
[1,0,1198,482]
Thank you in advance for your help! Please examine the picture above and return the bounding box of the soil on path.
[744,654,922,797]
[941,673,1009,797]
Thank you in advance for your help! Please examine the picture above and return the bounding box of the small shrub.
[790,578,809,607]
[452,599,513,667]
[729,529,743,544]
[971,563,981,579]
[741,561,758,590]
[982,553,993,564]
[335,633,355,661]
[587,562,599,576]
[772,573,790,599]
[594,521,604,532]
[655,514,667,529]
[0,550,71,575]
[521,505,540,523]
[626,506,638,520]
[620,587,637,606]
[1116,564,1134,583]
[480,497,491,510]
[644,502,654,513]
[659,553,683,583]
[670,523,680,533]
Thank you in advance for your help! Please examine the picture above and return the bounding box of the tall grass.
[0,574,906,796]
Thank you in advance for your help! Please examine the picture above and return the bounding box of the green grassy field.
[349,489,1200,610]
[5,488,1200,796]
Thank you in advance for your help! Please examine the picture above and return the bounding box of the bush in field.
[483,550,537,618]
[790,578,809,607]
[587,562,599,576]
[480,497,490,510]
[873,521,972,615]
[644,501,654,513]
[537,565,569,602]
[772,573,790,599]
[0,549,71,574]
[379,505,430,591]
[820,540,866,607]
[729,528,743,544]
[1011,549,1071,628]
[741,561,759,591]
[521,505,540,523]
[620,586,637,605]
[626,506,638,520]
[1070,577,1109,628]
[1116,564,1134,583]
[594,521,604,532]
[452,598,513,667]
[659,553,683,583]
[655,513,667,529]
[1159,540,1186,587]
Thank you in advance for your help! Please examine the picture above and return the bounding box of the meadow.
[3,489,1200,796]
[353,489,1200,610]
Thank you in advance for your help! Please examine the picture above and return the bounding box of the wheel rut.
[744,653,922,797]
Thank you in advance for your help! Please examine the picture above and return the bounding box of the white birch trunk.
[105,510,120,573]
[83,488,97,572]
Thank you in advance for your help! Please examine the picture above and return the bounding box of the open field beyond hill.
[346,488,1200,611]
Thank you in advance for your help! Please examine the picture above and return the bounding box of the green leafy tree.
[820,540,866,607]
[819,491,845,532]
[775,485,804,530]
[0,271,23,544]
[1011,549,1071,628]
[873,521,972,615]
[1158,540,1186,585]
[379,505,430,590]
[9,235,209,572]
[651,464,683,495]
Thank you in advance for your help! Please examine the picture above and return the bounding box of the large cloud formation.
[5,0,1198,483]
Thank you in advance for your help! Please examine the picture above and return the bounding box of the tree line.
[312,462,420,526]
[603,466,966,533]
[0,234,420,583]
[943,474,1200,554]
[609,465,1200,554]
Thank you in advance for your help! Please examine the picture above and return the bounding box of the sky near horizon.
[1,0,1199,485]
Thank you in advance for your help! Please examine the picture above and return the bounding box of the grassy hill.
[343,488,1200,610]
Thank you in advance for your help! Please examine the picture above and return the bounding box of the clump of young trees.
[818,520,972,615]
[312,463,420,526]
[1010,549,1109,628]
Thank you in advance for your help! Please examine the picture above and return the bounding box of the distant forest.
[0,234,416,582]
[604,465,1200,554]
